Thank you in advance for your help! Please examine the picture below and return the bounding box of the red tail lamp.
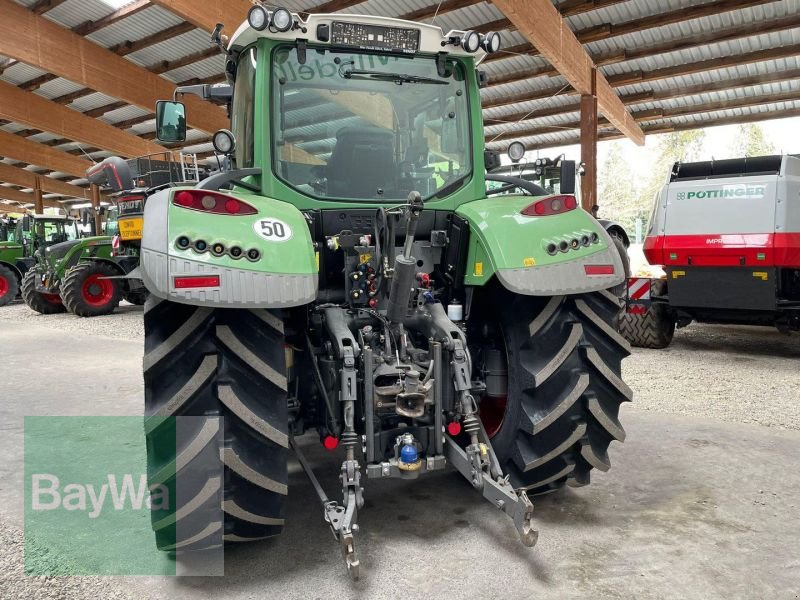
[174,275,221,289]
[521,194,578,217]
[584,265,615,276]
[173,190,257,215]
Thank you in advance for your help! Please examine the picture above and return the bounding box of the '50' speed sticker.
[253,218,292,242]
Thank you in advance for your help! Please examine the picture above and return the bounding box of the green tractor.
[23,206,151,317]
[1,214,81,309]
[139,9,631,579]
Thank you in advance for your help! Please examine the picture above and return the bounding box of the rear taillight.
[174,275,221,289]
[584,265,615,276]
[521,194,578,217]
[172,190,257,215]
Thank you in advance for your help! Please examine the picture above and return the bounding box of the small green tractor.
[1,214,81,309]
[139,9,632,579]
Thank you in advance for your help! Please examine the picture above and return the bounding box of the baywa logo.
[31,473,168,519]
[679,186,767,200]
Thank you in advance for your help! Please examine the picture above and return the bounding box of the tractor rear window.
[271,46,472,201]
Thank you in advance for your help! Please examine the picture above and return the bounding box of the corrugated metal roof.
[0,0,797,174]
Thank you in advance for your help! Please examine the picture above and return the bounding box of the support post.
[91,184,102,234]
[580,67,598,215]
[33,175,44,214]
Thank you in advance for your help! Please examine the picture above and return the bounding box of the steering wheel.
[485,174,548,197]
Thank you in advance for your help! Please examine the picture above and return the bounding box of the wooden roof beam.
[0,185,63,209]
[518,107,800,152]
[0,0,227,134]
[491,0,644,144]
[0,163,97,200]
[483,44,800,113]
[0,130,96,179]
[0,80,165,159]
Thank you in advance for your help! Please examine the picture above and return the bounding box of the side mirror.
[21,215,32,231]
[155,101,187,143]
[560,160,577,195]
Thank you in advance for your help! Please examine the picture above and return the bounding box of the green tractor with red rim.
[138,9,632,579]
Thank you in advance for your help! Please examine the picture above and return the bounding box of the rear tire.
[21,269,65,314]
[62,262,122,317]
[0,264,19,307]
[473,286,632,494]
[144,298,289,549]
[618,280,675,349]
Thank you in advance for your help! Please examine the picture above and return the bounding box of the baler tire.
[144,298,289,550]
[62,262,122,317]
[20,269,65,314]
[476,287,632,494]
[0,264,19,307]
[618,280,675,349]
[124,289,149,305]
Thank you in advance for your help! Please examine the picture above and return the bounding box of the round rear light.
[176,236,191,249]
[224,199,240,214]
[550,198,563,212]
[247,248,261,261]
[581,235,590,246]
[201,195,216,210]
[534,202,546,216]
[546,243,557,255]
[591,232,600,243]
[565,196,577,210]
[230,246,243,258]
[194,240,207,252]
[175,191,193,207]
[559,241,569,252]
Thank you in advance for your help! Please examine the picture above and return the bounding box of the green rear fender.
[140,187,318,308]
[456,196,625,296]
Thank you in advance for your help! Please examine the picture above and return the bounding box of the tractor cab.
[18,215,80,252]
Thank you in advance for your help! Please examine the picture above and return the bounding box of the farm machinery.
[138,9,632,579]
[0,214,81,309]
[621,154,800,348]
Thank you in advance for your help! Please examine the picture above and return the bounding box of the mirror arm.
[173,84,233,102]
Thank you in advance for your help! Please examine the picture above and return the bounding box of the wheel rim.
[479,394,508,439]
[0,275,8,298]
[82,274,114,307]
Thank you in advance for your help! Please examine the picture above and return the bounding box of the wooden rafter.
[0,0,227,134]
[0,185,62,209]
[0,80,165,159]
[0,130,95,179]
[483,43,800,114]
[491,0,644,144]
[518,107,800,152]
[0,163,97,200]
[486,89,800,142]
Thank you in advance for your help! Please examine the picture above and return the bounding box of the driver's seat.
[327,127,395,198]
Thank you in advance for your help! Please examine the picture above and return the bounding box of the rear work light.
[174,275,221,289]
[584,265,615,276]
[173,190,257,216]
[521,194,578,217]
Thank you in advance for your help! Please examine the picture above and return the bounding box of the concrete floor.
[1,310,799,599]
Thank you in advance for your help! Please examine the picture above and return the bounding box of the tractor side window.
[232,47,257,168]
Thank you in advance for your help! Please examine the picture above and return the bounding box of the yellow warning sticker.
[753,271,768,281]
[672,271,686,279]
[315,251,320,271]
[359,253,372,265]
[474,262,483,276]
[523,257,536,267]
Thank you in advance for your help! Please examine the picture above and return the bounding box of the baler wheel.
[618,279,675,349]
[0,264,19,307]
